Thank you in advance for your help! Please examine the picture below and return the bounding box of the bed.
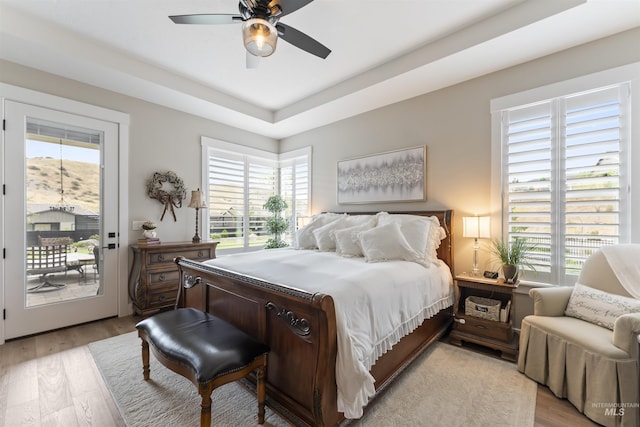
[175,210,454,426]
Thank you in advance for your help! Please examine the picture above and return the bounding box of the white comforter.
[203,248,453,418]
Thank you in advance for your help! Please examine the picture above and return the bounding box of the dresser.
[128,241,218,316]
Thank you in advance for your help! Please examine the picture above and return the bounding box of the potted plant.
[263,195,289,249]
[141,220,157,239]
[490,238,537,283]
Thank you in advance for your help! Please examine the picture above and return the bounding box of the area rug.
[89,332,536,426]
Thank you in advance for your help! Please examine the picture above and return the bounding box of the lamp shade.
[462,216,490,239]
[242,18,277,57]
[188,189,207,209]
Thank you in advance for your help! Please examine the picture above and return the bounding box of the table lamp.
[188,188,207,243]
[463,215,491,276]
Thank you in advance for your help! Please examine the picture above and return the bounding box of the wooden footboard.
[175,257,340,426]
[175,210,454,426]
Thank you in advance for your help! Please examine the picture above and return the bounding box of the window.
[491,65,638,286]
[202,138,310,253]
[279,150,311,237]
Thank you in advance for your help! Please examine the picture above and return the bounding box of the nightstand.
[128,241,218,316]
[449,274,519,361]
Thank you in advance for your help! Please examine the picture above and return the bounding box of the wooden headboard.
[336,210,454,272]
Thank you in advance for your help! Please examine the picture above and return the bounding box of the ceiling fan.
[169,0,331,66]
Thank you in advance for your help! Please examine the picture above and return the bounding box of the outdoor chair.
[26,244,68,292]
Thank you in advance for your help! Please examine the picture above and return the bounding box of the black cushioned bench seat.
[136,308,270,426]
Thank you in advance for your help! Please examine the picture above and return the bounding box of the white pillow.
[295,213,345,249]
[333,220,376,257]
[313,215,377,252]
[313,217,349,251]
[356,222,421,264]
[564,283,640,330]
[376,214,433,264]
[344,215,377,226]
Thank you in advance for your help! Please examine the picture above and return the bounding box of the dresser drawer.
[455,316,513,342]
[148,287,179,308]
[147,248,214,266]
[148,270,180,287]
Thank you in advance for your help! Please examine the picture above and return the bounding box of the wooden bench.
[136,308,270,426]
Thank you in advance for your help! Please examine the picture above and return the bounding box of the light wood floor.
[0,316,599,427]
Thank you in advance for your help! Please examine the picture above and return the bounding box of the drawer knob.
[159,274,165,281]
[157,254,165,261]
[197,251,204,258]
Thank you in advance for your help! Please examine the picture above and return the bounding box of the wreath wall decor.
[146,171,186,221]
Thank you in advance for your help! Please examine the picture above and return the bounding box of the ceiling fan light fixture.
[242,18,277,57]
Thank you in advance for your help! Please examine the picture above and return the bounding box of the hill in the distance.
[27,157,100,213]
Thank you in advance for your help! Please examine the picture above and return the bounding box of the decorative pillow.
[564,283,640,330]
[376,214,433,265]
[356,222,421,264]
[333,220,376,257]
[313,217,350,251]
[295,213,345,249]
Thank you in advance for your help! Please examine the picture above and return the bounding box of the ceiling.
[0,0,638,139]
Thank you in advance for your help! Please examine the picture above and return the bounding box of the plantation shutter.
[280,164,294,236]
[247,157,277,247]
[208,151,246,249]
[504,102,553,281]
[563,87,624,277]
[502,83,629,285]
[280,152,311,241]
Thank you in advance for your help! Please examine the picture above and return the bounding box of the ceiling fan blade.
[275,0,314,18]
[246,51,260,69]
[276,23,330,59]
[169,14,242,25]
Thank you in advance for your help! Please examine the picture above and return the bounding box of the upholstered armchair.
[518,245,640,427]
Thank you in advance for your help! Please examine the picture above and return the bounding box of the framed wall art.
[337,145,426,204]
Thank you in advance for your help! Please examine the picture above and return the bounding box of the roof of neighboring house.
[27,204,98,217]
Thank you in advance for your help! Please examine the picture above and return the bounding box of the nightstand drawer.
[456,316,513,342]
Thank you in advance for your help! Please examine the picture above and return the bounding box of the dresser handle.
[157,254,165,261]
[197,251,204,258]
[475,324,488,329]
[159,274,165,281]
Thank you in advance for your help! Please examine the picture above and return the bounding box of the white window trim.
[490,62,640,285]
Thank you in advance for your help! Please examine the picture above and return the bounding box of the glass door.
[4,100,119,339]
